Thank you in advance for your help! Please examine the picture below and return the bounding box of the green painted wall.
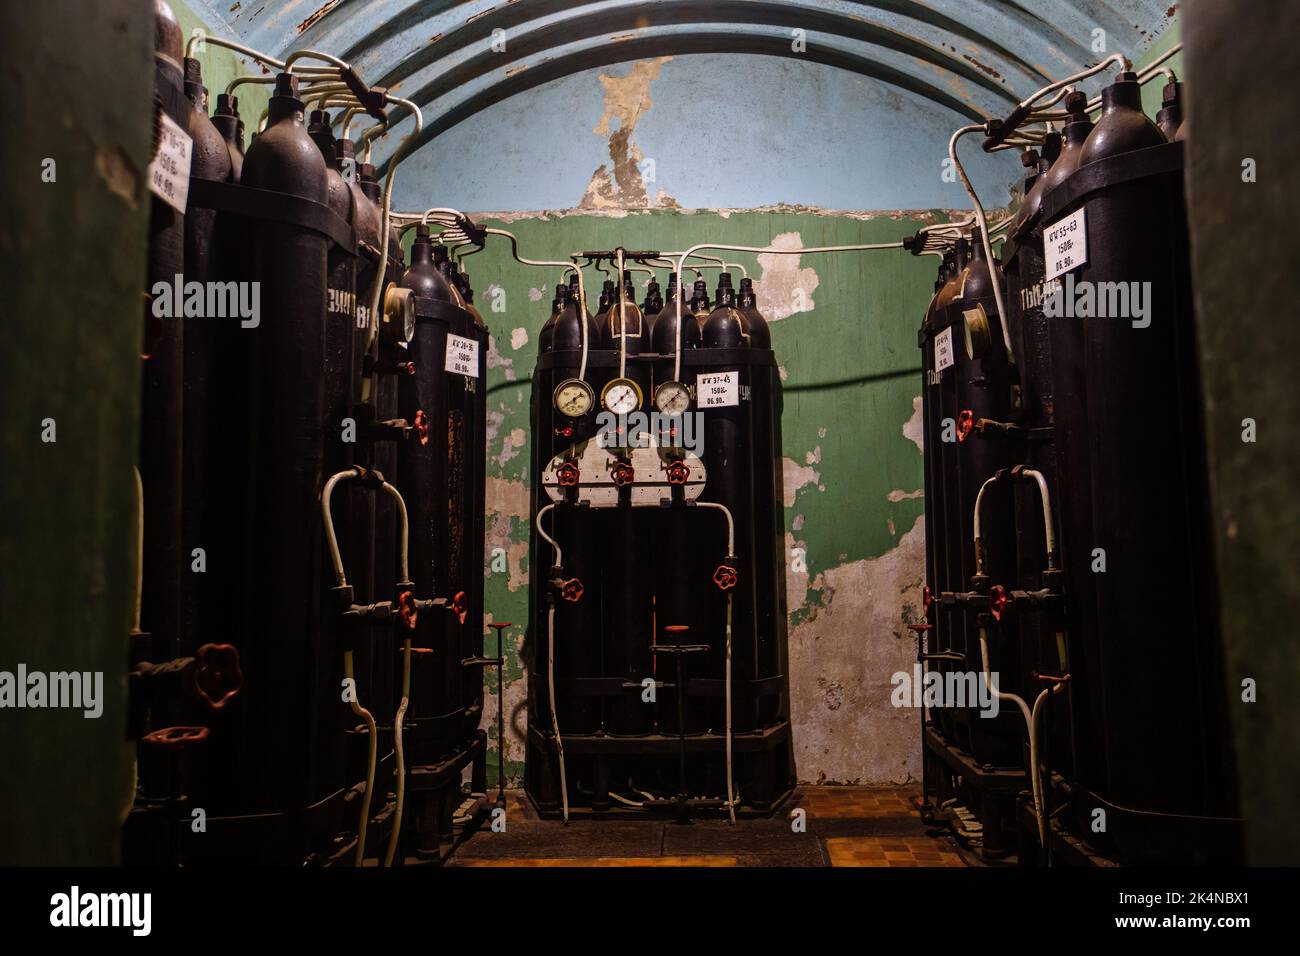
[460,209,942,786]
[0,1,155,865]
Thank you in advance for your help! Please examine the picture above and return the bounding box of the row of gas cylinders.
[916,69,1236,864]
[540,271,771,357]
[128,1,490,865]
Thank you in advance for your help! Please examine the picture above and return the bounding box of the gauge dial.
[601,376,643,414]
[654,380,691,416]
[553,378,595,418]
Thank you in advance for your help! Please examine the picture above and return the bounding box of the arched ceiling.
[190,0,1179,209]
[200,1,1176,132]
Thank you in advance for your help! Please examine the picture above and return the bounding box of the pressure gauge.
[653,380,691,416]
[382,283,416,344]
[601,377,643,414]
[553,378,595,418]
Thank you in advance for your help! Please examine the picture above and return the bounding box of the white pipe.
[1020,468,1055,565]
[482,228,589,381]
[536,503,569,822]
[616,247,628,380]
[364,97,423,356]
[946,125,1015,365]
[546,605,569,824]
[284,49,352,73]
[321,468,356,588]
[384,637,412,866]
[973,470,1055,575]
[723,592,735,824]
[977,628,1050,846]
[694,500,736,823]
[344,649,378,866]
[669,240,902,382]
[379,480,410,584]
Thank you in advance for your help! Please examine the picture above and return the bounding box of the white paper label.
[698,371,739,408]
[934,326,955,373]
[148,111,192,214]
[1043,207,1088,282]
[444,334,479,377]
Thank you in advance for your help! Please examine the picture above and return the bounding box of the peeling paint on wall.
[756,232,820,321]
[580,57,674,210]
[782,457,820,508]
[788,516,927,785]
[904,395,925,453]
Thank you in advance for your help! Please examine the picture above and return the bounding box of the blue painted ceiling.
[188,0,1180,211]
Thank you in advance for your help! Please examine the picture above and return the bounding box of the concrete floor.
[449,786,974,867]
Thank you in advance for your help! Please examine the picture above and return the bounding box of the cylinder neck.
[1102,71,1143,113]
[267,74,305,126]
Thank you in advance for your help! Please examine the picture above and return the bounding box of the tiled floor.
[448,787,973,867]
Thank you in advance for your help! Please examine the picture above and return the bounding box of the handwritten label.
[444,334,479,377]
[934,326,955,373]
[148,111,192,214]
[1044,207,1088,282]
[697,371,739,408]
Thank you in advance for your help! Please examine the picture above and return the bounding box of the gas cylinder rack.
[485,235,902,823]
[124,1,496,866]
[905,43,1242,865]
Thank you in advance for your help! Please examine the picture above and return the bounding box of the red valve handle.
[556,462,580,487]
[554,424,574,438]
[957,409,974,443]
[665,461,690,485]
[713,564,739,591]
[906,623,932,634]
[398,589,419,630]
[143,725,210,748]
[922,585,933,613]
[560,578,584,603]
[611,461,635,486]
[414,409,429,446]
[450,590,468,625]
[989,584,1008,622]
[194,643,243,711]
[401,361,416,376]
[488,621,512,631]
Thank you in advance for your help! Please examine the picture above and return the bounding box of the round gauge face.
[553,378,595,418]
[601,377,643,414]
[654,380,691,416]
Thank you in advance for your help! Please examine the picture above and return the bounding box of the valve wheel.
[414,409,429,446]
[556,461,580,487]
[665,460,690,485]
[713,564,739,591]
[194,643,243,711]
[398,590,419,630]
[957,409,974,443]
[989,584,1008,622]
[451,590,468,625]
[554,424,574,438]
[560,578,584,603]
[610,461,635,487]
[143,725,210,748]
